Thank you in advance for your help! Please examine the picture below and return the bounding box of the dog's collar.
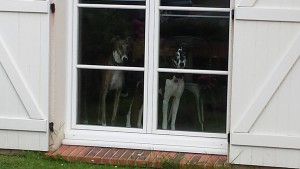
[112,50,123,66]
[173,74,184,83]
[112,57,121,66]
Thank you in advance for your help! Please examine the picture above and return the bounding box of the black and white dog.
[126,46,187,130]
[161,46,186,130]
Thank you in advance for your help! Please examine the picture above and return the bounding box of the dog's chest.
[164,76,184,97]
[109,71,124,90]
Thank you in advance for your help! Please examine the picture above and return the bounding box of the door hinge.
[231,9,235,20]
[50,3,55,13]
[49,122,54,132]
[227,133,230,143]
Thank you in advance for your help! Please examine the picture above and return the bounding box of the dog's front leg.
[170,80,184,130]
[170,97,181,130]
[111,88,121,126]
[162,79,172,130]
[137,105,143,128]
[126,100,133,127]
[162,96,170,130]
[99,86,108,126]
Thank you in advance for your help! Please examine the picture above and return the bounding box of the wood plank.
[229,146,300,168]
[236,8,300,22]
[0,118,47,132]
[234,34,300,132]
[19,13,41,105]
[238,0,257,7]
[0,37,44,120]
[0,0,49,13]
[231,133,300,149]
[39,14,50,113]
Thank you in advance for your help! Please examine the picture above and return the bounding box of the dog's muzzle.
[122,55,128,64]
[179,62,185,68]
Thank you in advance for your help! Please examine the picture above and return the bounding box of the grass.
[0,151,143,169]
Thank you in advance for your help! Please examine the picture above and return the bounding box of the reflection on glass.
[161,0,230,8]
[77,69,144,128]
[79,0,145,5]
[78,8,145,67]
[159,11,229,71]
[157,73,227,133]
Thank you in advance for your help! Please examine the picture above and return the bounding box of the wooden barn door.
[230,0,300,168]
[0,0,50,151]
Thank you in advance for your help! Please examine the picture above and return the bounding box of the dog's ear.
[126,36,133,44]
[111,36,121,43]
[180,43,189,55]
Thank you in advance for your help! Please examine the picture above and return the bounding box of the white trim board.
[238,0,257,7]
[0,0,50,13]
[231,133,300,150]
[236,8,300,22]
[0,118,47,132]
[64,129,228,155]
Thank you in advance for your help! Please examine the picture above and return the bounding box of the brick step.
[45,145,229,168]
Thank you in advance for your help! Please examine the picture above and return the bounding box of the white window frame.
[64,0,234,155]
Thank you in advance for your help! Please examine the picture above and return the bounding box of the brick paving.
[45,145,229,168]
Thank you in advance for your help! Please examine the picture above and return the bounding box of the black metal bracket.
[49,122,54,132]
[50,3,55,13]
[227,133,231,143]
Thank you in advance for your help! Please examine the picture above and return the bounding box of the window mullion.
[145,0,157,133]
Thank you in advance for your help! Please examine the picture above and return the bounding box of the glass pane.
[157,73,227,133]
[161,0,230,8]
[78,8,145,67]
[79,0,145,5]
[159,11,229,71]
[77,69,144,128]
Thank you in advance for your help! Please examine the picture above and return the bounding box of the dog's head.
[172,46,187,69]
[112,36,132,65]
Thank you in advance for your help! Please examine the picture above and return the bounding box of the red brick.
[197,154,211,166]
[180,153,195,165]
[110,149,126,165]
[214,155,227,167]
[84,147,102,163]
[61,146,78,160]
[93,147,110,164]
[44,145,230,169]
[76,147,93,161]
[118,149,135,166]
[173,153,185,164]
[205,155,219,168]
[52,145,70,158]
[145,151,160,167]
[101,148,118,164]
[188,154,202,165]
[127,150,144,166]
[68,146,86,162]
[45,151,54,158]
[167,152,178,158]
[153,151,170,168]
[135,150,151,166]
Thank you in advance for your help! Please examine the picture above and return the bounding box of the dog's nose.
[179,62,184,68]
[123,57,128,64]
